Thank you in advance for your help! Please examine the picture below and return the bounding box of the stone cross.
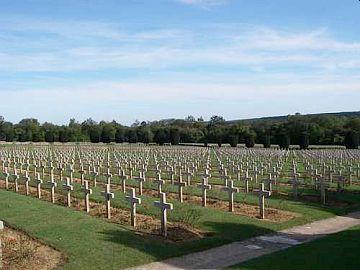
[184,167,193,186]
[326,167,335,183]
[174,177,187,203]
[222,180,239,212]
[312,169,322,188]
[202,169,211,180]
[47,174,57,203]
[35,173,43,199]
[290,171,300,198]
[91,167,98,187]
[316,177,329,205]
[347,166,353,186]
[234,165,242,181]
[58,164,64,182]
[126,188,141,227]
[314,172,322,190]
[119,169,128,193]
[259,183,271,219]
[154,172,165,196]
[4,167,9,190]
[49,162,55,182]
[33,163,38,178]
[135,171,146,195]
[69,165,74,184]
[40,162,46,179]
[81,180,92,213]
[14,169,19,192]
[128,163,133,179]
[253,167,259,183]
[198,177,212,207]
[271,167,279,185]
[62,177,74,207]
[264,173,273,192]
[105,168,112,185]
[19,162,23,174]
[154,192,173,237]
[243,170,252,193]
[168,166,175,184]
[22,171,31,195]
[101,184,114,219]
[79,165,85,185]
[220,168,230,187]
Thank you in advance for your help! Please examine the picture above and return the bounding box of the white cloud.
[0,18,359,74]
[1,17,360,123]
[2,75,360,124]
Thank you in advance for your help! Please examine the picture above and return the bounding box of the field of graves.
[0,143,360,269]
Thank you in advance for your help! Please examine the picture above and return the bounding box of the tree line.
[0,113,359,149]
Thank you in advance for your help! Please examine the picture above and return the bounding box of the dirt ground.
[0,180,206,242]
[141,188,298,222]
[64,176,298,222]
[0,226,63,270]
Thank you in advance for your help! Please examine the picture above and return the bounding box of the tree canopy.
[0,113,359,149]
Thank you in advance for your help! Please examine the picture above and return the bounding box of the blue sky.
[1,0,360,125]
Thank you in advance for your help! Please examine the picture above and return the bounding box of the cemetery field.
[229,225,360,270]
[0,144,359,269]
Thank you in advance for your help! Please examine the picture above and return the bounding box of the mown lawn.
[229,225,360,270]
[1,159,360,270]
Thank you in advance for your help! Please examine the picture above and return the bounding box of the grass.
[1,153,360,269]
[229,225,360,270]
[1,181,360,269]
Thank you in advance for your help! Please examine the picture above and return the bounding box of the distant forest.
[0,111,359,149]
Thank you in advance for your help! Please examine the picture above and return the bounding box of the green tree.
[278,133,290,149]
[263,134,271,148]
[344,131,359,149]
[100,123,116,143]
[245,133,255,148]
[299,132,309,150]
[137,126,153,144]
[89,126,101,143]
[115,127,125,143]
[126,129,138,143]
[170,128,181,145]
[154,128,167,145]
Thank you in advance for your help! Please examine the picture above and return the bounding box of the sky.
[1,0,360,125]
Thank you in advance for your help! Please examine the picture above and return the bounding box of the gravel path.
[128,211,360,269]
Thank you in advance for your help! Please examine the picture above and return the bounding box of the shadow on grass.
[100,216,360,269]
[270,186,360,216]
[100,221,276,266]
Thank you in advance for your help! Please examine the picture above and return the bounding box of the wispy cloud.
[1,15,360,123]
[1,18,360,73]
[2,75,360,124]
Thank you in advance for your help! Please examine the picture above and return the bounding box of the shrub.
[263,135,271,148]
[279,133,290,149]
[229,135,238,147]
[245,135,255,148]
[299,132,309,150]
[344,131,359,149]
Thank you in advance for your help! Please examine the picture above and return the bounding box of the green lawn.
[1,185,360,270]
[229,225,360,270]
[1,155,360,269]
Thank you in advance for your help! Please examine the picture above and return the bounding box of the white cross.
[126,188,141,227]
[101,184,114,219]
[154,192,173,237]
